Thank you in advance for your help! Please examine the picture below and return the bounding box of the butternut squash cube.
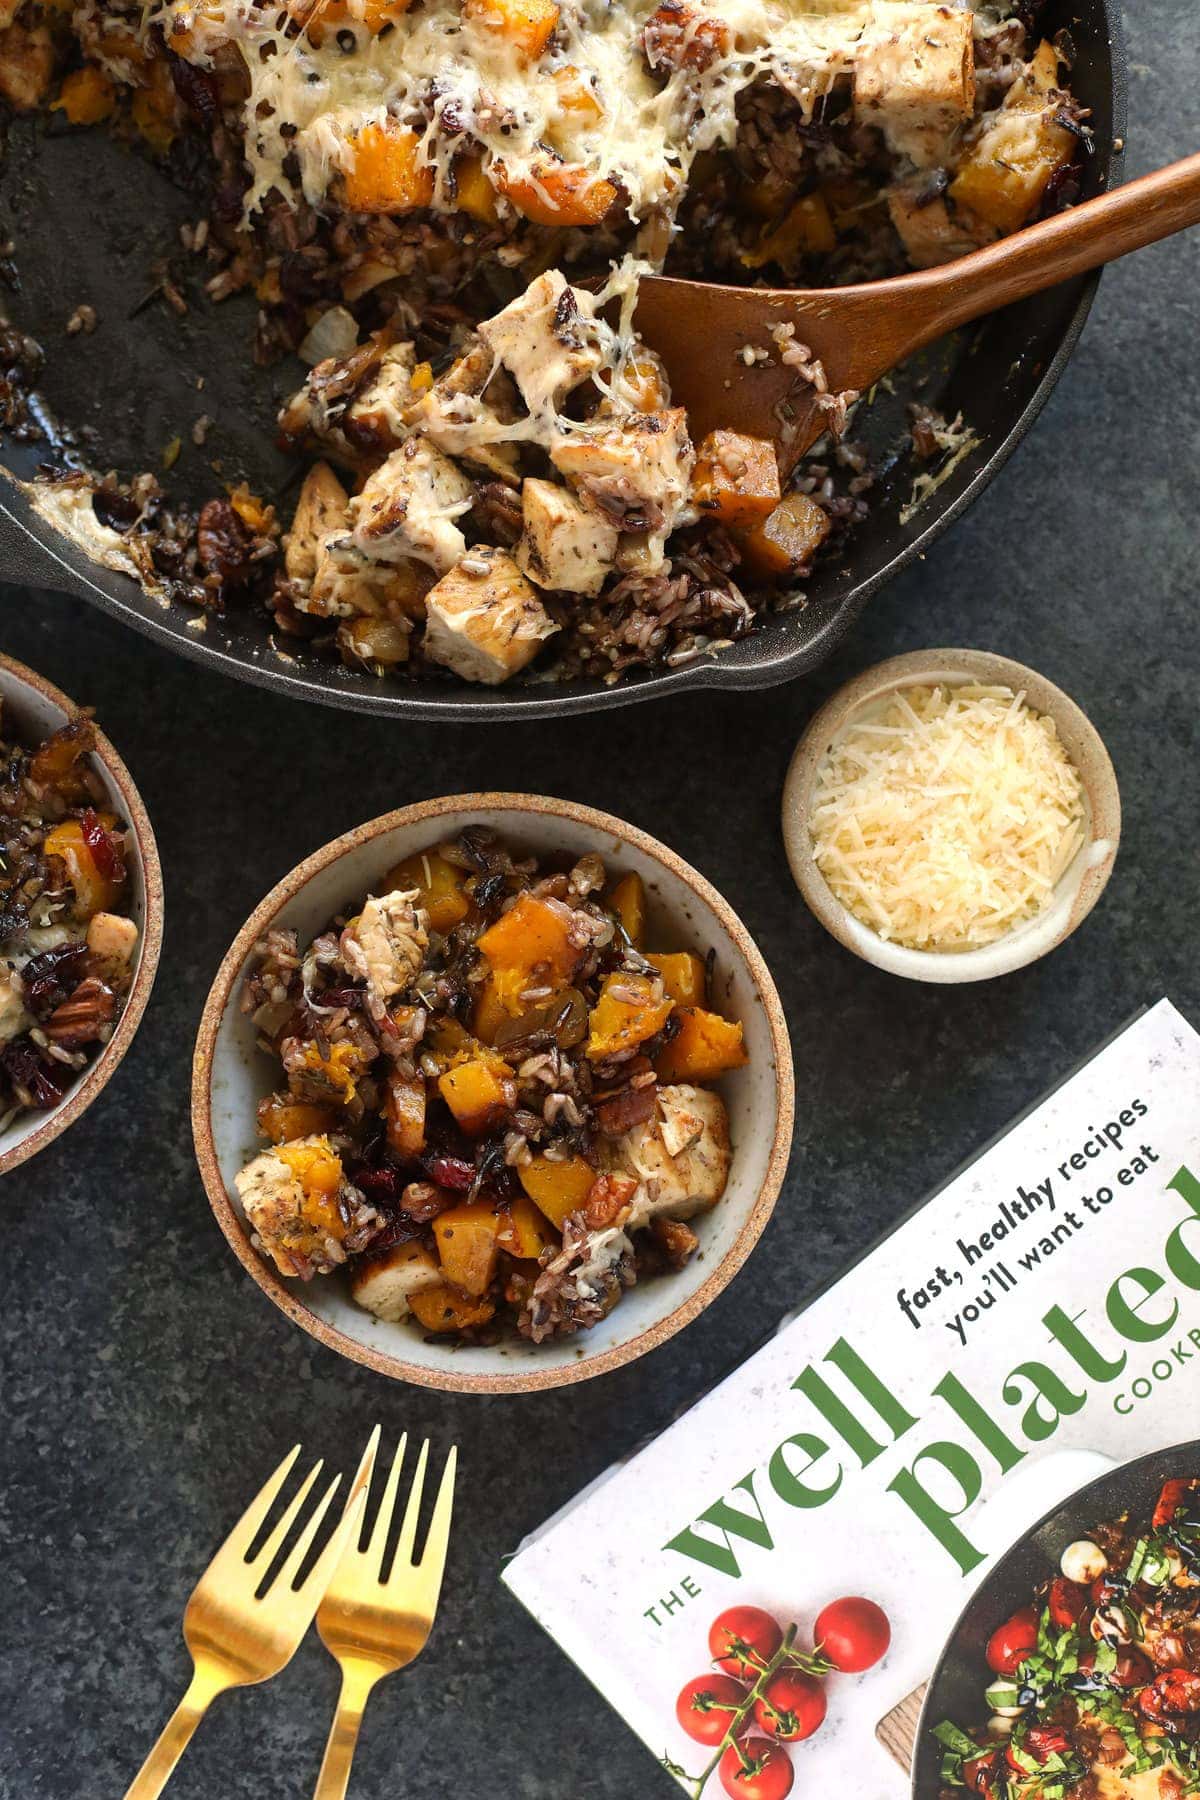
[494,160,618,227]
[433,1201,503,1296]
[464,0,559,60]
[948,42,1073,235]
[655,1007,748,1082]
[740,192,837,269]
[54,65,116,125]
[646,951,707,1008]
[551,64,604,129]
[608,872,647,948]
[497,1195,555,1259]
[424,1015,476,1069]
[478,893,583,1011]
[437,1058,515,1134]
[738,493,831,579]
[342,124,434,215]
[380,848,470,933]
[692,432,781,530]
[257,1095,338,1145]
[518,1153,597,1229]
[385,1069,427,1158]
[42,818,124,918]
[453,154,501,224]
[409,1284,496,1332]
[587,971,673,1062]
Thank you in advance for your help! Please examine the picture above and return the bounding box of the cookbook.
[504,998,1200,1795]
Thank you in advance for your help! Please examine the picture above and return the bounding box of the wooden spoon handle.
[899,150,1200,354]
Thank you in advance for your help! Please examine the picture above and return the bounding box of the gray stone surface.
[1,8,1199,1794]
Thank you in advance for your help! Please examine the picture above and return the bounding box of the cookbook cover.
[504,998,1200,1796]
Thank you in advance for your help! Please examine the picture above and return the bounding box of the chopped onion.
[299,306,360,367]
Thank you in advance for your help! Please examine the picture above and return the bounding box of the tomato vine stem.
[663,1625,831,1797]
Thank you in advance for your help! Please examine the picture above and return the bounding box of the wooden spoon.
[632,152,1200,468]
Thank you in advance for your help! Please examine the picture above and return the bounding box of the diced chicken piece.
[423,546,559,685]
[0,19,54,110]
[351,437,475,573]
[284,462,350,584]
[0,967,30,1043]
[278,337,416,468]
[234,1136,381,1279]
[514,478,619,597]
[340,890,428,1009]
[854,2,975,168]
[550,409,694,541]
[350,1241,443,1321]
[85,911,139,978]
[477,271,605,420]
[887,186,996,268]
[602,1083,731,1227]
[408,343,522,484]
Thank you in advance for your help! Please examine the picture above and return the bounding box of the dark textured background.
[2,6,1199,1793]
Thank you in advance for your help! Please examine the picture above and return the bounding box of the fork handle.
[314,1666,376,1800]
[123,1666,229,1800]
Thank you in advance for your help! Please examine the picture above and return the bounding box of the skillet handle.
[0,496,93,598]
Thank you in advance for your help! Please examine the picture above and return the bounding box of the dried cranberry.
[168,49,219,126]
[80,809,125,884]
[422,1154,475,1191]
[347,1163,404,1204]
[20,943,86,1019]
[1,1039,64,1109]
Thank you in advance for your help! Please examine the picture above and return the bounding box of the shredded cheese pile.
[808,683,1085,951]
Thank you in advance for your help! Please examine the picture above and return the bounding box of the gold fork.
[124,1429,379,1800]
[313,1436,458,1800]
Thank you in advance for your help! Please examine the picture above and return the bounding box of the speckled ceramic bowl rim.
[191,792,795,1394]
[0,652,164,1176]
[782,649,1121,985]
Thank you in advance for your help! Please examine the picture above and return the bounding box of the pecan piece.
[43,976,116,1048]
[649,1216,699,1269]
[583,1172,638,1230]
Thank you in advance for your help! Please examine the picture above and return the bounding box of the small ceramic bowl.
[782,649,1120,985]
[0,653,163,1174]
[192,794,794,1394]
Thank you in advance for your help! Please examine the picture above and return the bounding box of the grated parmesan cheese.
[808,683,1085,951]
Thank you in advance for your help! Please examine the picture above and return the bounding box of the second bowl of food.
[193,794,793,1392]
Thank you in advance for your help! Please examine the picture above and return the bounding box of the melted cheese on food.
[808,683,1085,951]
[147,0,899,221]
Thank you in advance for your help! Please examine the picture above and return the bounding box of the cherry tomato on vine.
[1047,1576,1088,1631]
[718,1736,795,1800]
[753,1667,827,1742]
[985,1605,1039,1676]
[961,1749,1000,1792]
[813,1596,891,1672]
[675,1673,748,1746]
[709,1606,784,1679]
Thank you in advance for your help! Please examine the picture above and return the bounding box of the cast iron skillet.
[0,4,1126,721]
[912,1439,1200,1798]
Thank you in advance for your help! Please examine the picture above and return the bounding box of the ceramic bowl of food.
[782,650,1120,985]
[0,653,163,1175]
[192,793,794,1393]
